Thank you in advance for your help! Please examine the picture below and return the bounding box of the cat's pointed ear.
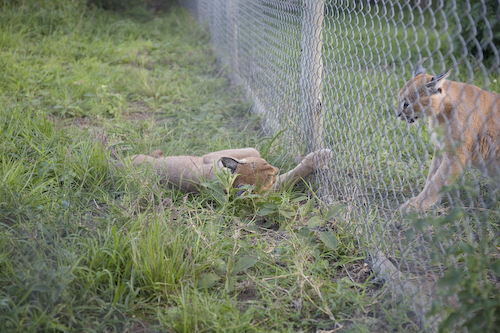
[426,65,454,93]
[219,157,244,173]
[414,57,428,77]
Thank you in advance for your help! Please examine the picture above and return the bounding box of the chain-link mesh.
[180,0,499,330]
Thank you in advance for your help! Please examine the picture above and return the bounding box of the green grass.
[0,99,396,331]
[236,2,500,209]
[0,1,424,332]
[318,6,500,331]
[1,1,497,332]
[320,3,500,208]
[207,2,500,332]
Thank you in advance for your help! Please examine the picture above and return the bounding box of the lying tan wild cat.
[124,148,332,193]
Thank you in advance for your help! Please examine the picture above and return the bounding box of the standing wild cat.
[397,58,500,211]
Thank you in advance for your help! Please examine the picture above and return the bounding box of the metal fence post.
[299,0,325,151]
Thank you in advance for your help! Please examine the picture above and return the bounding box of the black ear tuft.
[426,66,453,94]
[219,157,240,174]
[414,57,428,77]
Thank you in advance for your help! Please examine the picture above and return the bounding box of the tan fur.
[126,148,332,193]
[397,60,500,211]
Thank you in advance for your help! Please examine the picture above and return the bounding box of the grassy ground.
[1,1,498,332]
[0,1,428,332]
[204,2,500,332]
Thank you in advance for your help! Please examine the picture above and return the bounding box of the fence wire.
[180,0,499,330]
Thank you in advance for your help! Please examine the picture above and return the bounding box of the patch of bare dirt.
[236,280,260,303]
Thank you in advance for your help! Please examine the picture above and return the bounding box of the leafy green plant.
[198,255,258,293]
[410,208,500,332]
[254,192,305,228]
[200,167,251,205]
[449,0,500,67]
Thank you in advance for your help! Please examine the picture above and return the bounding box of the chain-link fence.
[179,0,499,330]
